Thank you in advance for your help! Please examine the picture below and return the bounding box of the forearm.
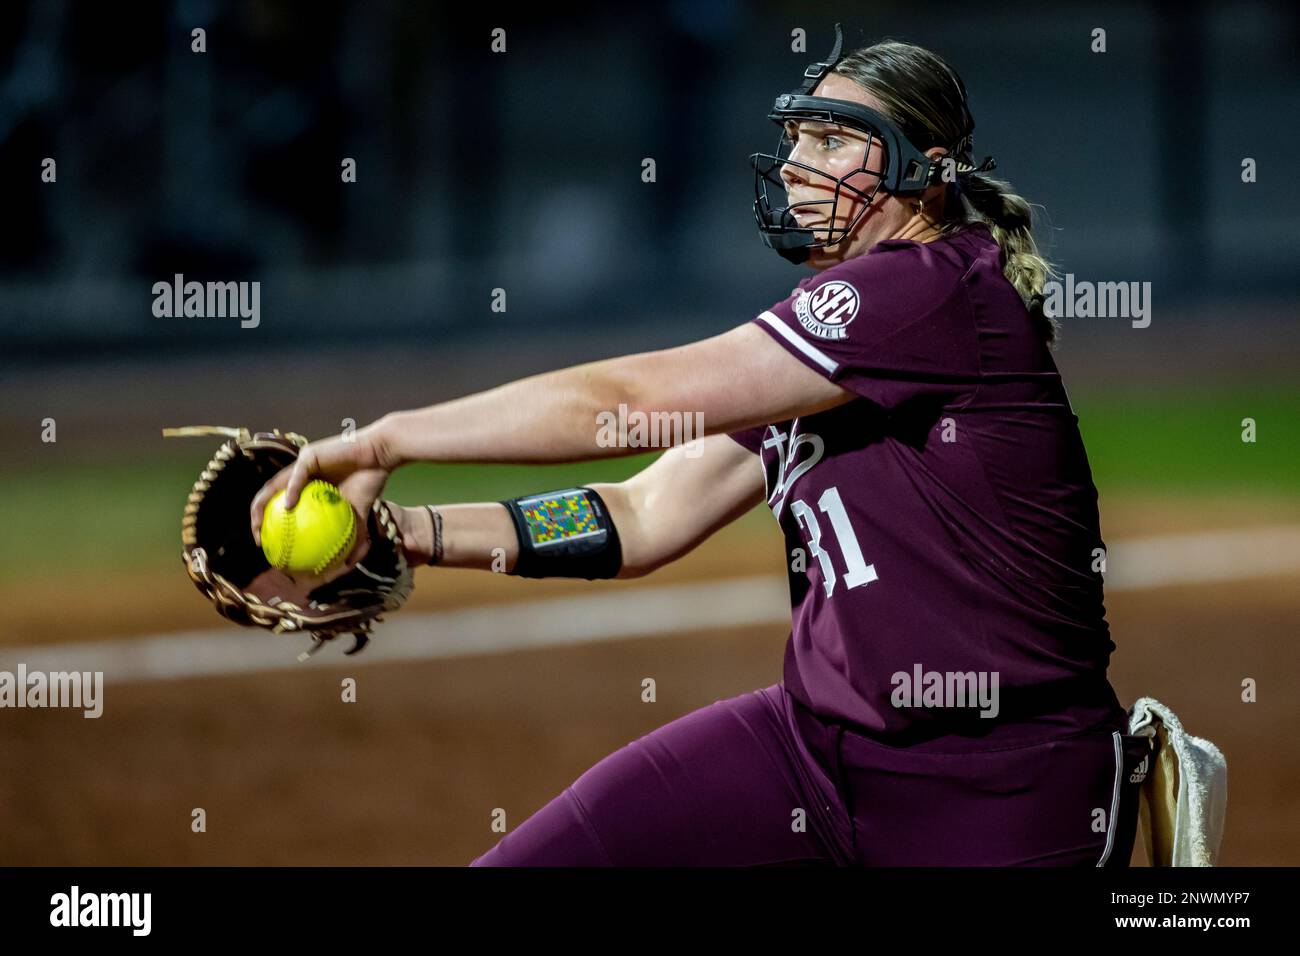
[375,362,637,467]
[426,502,519,571]
[397,483,648,579]
[613,435,765,575]
[388,433,766,580]
[395,443,761,583]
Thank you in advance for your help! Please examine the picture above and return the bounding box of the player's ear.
[924,145,950,176]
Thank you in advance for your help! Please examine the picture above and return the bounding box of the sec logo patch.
[795,280,859,340]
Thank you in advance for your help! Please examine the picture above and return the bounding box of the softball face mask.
[750,23,996,264]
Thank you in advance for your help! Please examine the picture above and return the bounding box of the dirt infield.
[1,505,1296,866]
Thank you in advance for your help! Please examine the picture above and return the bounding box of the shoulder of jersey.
[789,238,965,341]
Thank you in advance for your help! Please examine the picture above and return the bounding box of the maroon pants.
[471,683,1150,866]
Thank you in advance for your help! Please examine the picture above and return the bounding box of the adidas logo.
[1129,754,1150,784]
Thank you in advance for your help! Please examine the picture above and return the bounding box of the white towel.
[1128,697,1228,866]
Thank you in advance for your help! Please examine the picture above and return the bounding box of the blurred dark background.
[2,0,1298,362]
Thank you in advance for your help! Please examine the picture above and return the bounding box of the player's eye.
[821,135,845,151]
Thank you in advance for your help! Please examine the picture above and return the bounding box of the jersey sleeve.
[752,240,980,409]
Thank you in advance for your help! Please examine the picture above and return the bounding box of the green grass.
[0,447,660,578]
[3,384,1296,578]
[1075,385,1300,494]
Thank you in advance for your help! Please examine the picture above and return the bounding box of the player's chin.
[806,240,851,268]
[812,219,873,263]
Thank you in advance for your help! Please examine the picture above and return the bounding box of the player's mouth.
[788,206,823,223]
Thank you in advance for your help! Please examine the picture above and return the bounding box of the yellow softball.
[260,480,357,576]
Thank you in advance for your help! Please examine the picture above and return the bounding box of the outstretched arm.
[252,321,848,543]
[372,323,849,467]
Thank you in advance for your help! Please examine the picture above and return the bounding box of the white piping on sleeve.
[757,310,839,376]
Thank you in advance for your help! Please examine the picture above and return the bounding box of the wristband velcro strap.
[501,487,623,580]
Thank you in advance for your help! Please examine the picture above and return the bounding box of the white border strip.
[0,577,791,683]
[1096,730,1123,866]
[1102,524,1300,590]
[3,525,1299,684]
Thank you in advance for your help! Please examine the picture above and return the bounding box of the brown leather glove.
[164,426,413,659]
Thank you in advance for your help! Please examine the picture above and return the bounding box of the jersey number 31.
[790,487,878,598]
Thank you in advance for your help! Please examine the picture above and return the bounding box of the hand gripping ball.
[261,480,358,577]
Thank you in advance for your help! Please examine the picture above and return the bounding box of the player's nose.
[779,159,806,191]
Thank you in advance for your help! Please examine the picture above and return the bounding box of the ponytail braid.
[956,174,1060,346]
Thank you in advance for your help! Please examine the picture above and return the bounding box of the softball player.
[252,29,1152,866]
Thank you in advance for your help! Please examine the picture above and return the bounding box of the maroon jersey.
[729,223,1124,751]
